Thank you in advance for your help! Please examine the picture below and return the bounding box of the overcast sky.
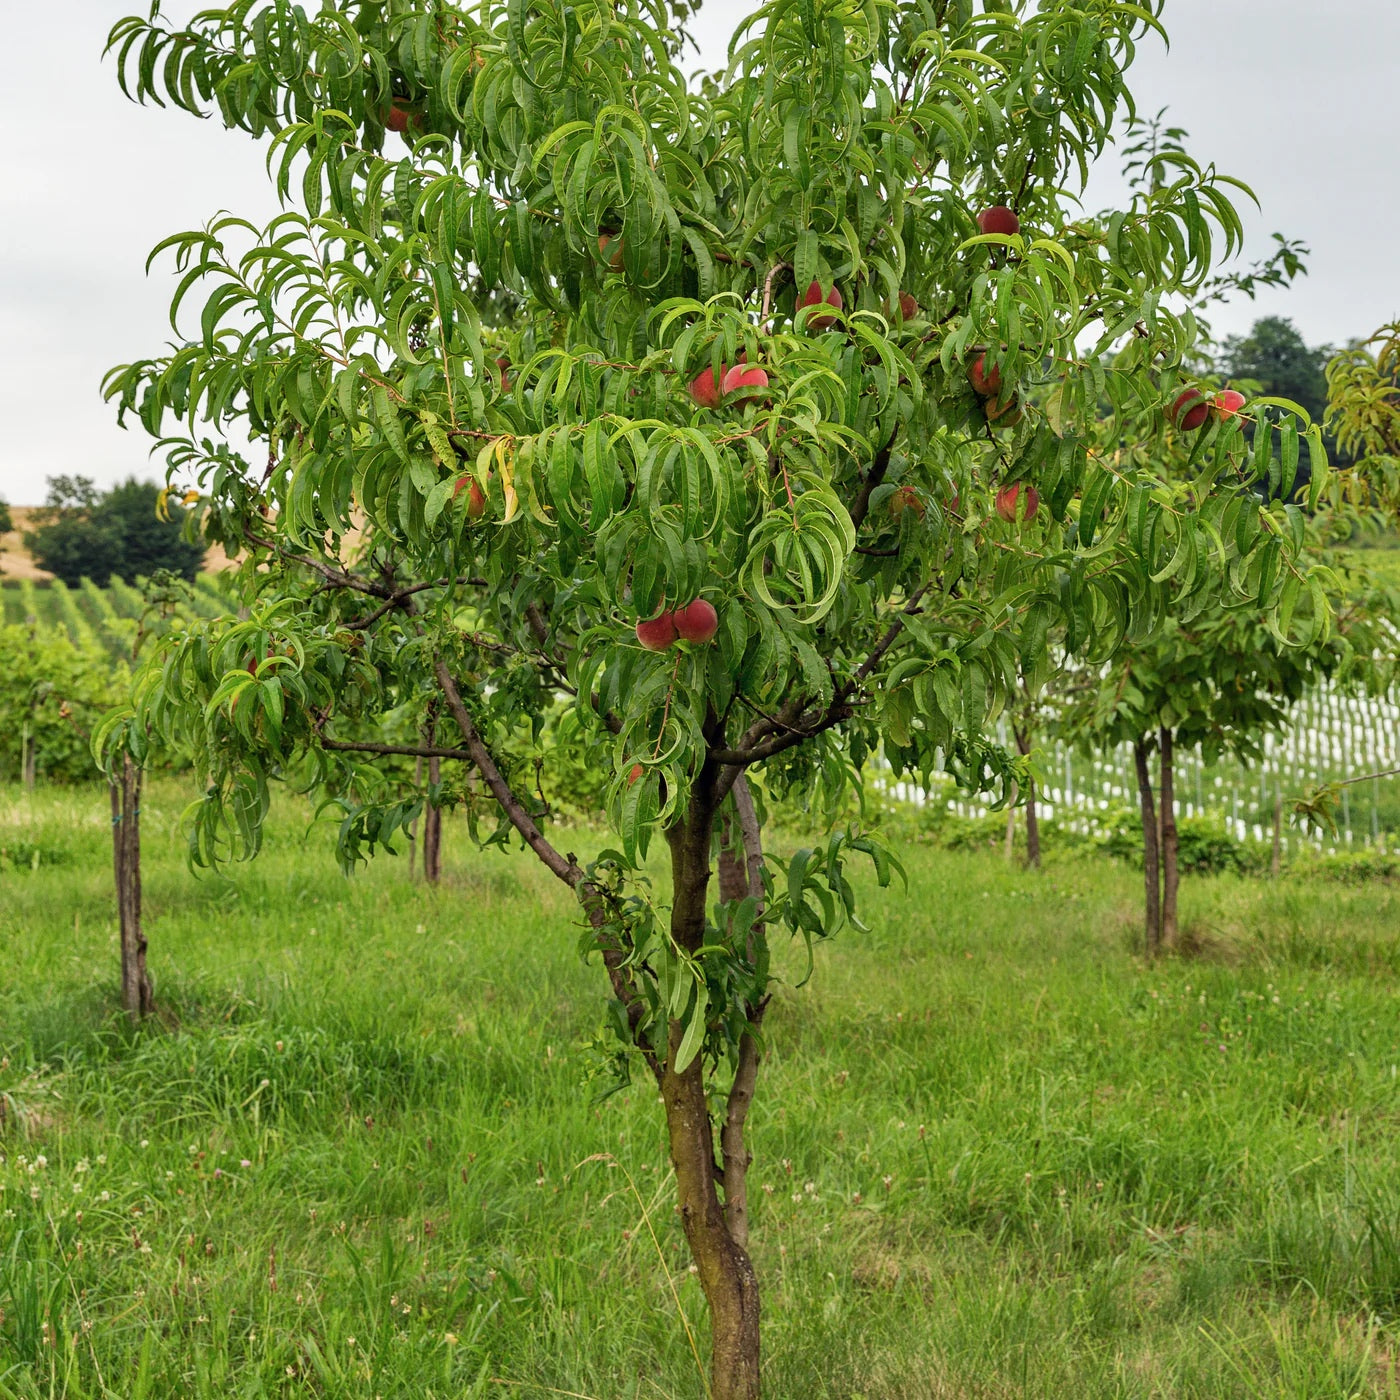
[3,0,1397,504]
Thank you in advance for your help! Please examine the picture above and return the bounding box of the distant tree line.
[23,477,205,588]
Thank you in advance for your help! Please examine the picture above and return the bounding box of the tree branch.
[433,656,584,888]
[345,576,488,630]
[320,738,473,762]
[848,431,897,532]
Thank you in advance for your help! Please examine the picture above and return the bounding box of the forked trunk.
[663,802,762,1399]
[1133,739,1161,959]
[1159,726,1178,949]
[110,754,152,1018]
[663,1050,761,1400]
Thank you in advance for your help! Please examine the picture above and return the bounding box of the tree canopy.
[99,1,1331,1392]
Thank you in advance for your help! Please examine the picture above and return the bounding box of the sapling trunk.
[661,796,763,1399]
[1159,726,1178,949]
[1013,726,1040,868]
[423,751,442,885]
[110,753,152,1018]
[1133,739,1161,959]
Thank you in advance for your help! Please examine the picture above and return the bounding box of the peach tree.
[100,0,1317,1391]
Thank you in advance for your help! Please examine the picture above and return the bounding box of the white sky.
[3,0,1397,504]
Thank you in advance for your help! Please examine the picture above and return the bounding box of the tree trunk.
[663,1050,761,1400]
[422,751,442,885]
[1013,726,1039,868]
[1133,739,1161,959]
[664,800,761,1400]
[22,723,36,790]
[1159,726,1179,950]
[110,754,152,1018]
[1272,786,1283,876]
[409,754,422,878]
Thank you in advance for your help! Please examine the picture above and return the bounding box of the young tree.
[101,1,1322,1391]
[1061,573,1390,955]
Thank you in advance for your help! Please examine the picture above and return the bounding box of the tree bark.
[110,754,152,1018]
[718,777,765,1253]
[664,794,762,1400]
[664,1048,761,1400]
[1013,726,1039,868]
[421,713,442,885]
[1133,739,1161,960]
[433,658,762,1395]
[22,723,36,790]
[422,751,442,885]
[1159,726,1179,950]
[1272,786,1283,876]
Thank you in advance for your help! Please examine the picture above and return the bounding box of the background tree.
[0,497,12,539]
[1222,317,1332,424]
[101,1,1323,1393]
[26,476,206,588]
[0,623,119,787]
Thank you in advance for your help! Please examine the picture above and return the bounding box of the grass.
[3,782,1400,1397]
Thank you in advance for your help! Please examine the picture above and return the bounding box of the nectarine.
[1213,389,1246,421]
[673,598,719,643]
[635,613,678,651]
[797,279,843,331]
[977,205,1020,237]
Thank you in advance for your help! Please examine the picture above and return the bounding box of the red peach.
[987,394,1024,428]
[797,279,843,331]
[635,613,678,651]
[968,351,1002,398]
[722,363,769,395]
[673,598,719,643]
[1213,389,1247,421]
[689,366,726,408]
[455,476,487,519]
[1171,389,1209,432]
[627,763,645,786]
[977,205,1020,237]
[598,230,625,269]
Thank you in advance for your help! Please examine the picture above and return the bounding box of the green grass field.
[4,782,1400,1397]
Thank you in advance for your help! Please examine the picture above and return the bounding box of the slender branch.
[320,738,473,762]
[433,656,583,888]
[433,654,658,1077]
[848,432,897,532]
[344,576,487,629]
[761,261,792,328]
[1326,765,1400,790]
[850,583,930,689]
